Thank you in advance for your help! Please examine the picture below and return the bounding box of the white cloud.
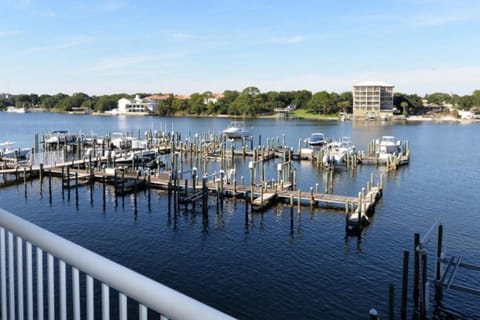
[0,30,19,37]
[171,33,195,40]
[8,0,31,9]
[96,0,125,12]
[26,36,94,53]
[91,52,187,71]
[406,12,474,28]
[268,35,307,44]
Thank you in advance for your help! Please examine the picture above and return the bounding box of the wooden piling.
[401,250,409,320]
[389,284,394,320]
[413,233,420,313]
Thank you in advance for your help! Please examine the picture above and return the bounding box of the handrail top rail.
[0,208,235,320]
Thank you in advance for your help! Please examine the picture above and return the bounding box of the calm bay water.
[1,112,480,319]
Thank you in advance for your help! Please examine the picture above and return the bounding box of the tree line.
[1,87,480,116]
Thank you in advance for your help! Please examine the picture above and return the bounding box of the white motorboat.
[44,130,75,145]
[114,149,158,166]
[322,137,356,167]
[223,121,250,139]
[0,141,31,159]
[304,132,326,147]
[110,132,131,149]
[375,136,401,160]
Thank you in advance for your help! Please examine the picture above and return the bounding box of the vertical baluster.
[87,275,94,320]
[0,228,6,320]
[102,283,110,320]
[17,236,24,320]
[72,267,80,320]
[8,232,15,320]
[119,293,127,320]
[139,304,147,320]
[59,260,66,320]
[48,253,54,320]
[26,242,33,320]
[36,248,44,320]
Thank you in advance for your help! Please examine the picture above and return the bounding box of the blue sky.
[1,0,479,96]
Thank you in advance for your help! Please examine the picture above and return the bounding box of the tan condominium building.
[353,81,394,119]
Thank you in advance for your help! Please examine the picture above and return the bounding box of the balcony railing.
[0,208,235,320]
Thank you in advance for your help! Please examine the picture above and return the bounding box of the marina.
[0,112,479,319]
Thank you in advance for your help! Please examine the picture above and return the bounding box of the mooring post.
[421,250,427,319]
[23,167,27,197]
[202,176,208,215]
[401,250,410,320]
[413,233,420,314]
[435,224,443,281]
[389,284,394,320]
[297,189,301,211]
[435,224,444,302]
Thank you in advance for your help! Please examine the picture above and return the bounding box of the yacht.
[375,136,401,160]
[223,121,250,139]
[0,141,31,159]
[305,133,326,147]
[322,137,356,167]
[44,130,75,145]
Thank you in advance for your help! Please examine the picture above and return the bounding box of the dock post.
[324,173,328,193]
[413,233,420,315]
[297,189,301,211]
[168,178,172,213]
[39,163,44,182]
[75,172,79,207]
[309,187,314,208]
[329,169,333,193]
[23,167,27,197]
[293,168,297,190]
[202,176,208,215]
[401,250,409,320]
[388,284,394,320]
[66,166,71,189]
[435,224,443,301]
[420,250,427,319]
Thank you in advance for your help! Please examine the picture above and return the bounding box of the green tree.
[292,90,312,109]
[187,93,206,115]
[307,91,334,114]
[230,87,263,116]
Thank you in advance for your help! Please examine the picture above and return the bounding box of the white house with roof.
[111,95,158,115]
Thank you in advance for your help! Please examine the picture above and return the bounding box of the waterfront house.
[115,95,158,115]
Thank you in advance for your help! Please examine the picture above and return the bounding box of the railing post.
[73,267,81,320]
[17,236,25,320]
[102,283,110,320]
[87,275,94,320]
[48,253,55,320]
[8,232,14,320]
[0,228,6,320]
[26,242,33,320]
[37,248,44,320]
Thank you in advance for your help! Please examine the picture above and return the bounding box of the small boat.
[110,132,131,149]
[6,106,27,113]
[305,133,326,147]
[44,130,75,145]
[322,137,356,167]
[0,141,31,159]
[113,149,158,166]
[366,112,376,121]
[223,121,250,139]
[375,136,401,160]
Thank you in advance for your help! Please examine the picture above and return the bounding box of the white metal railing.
[0,208,235,320]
